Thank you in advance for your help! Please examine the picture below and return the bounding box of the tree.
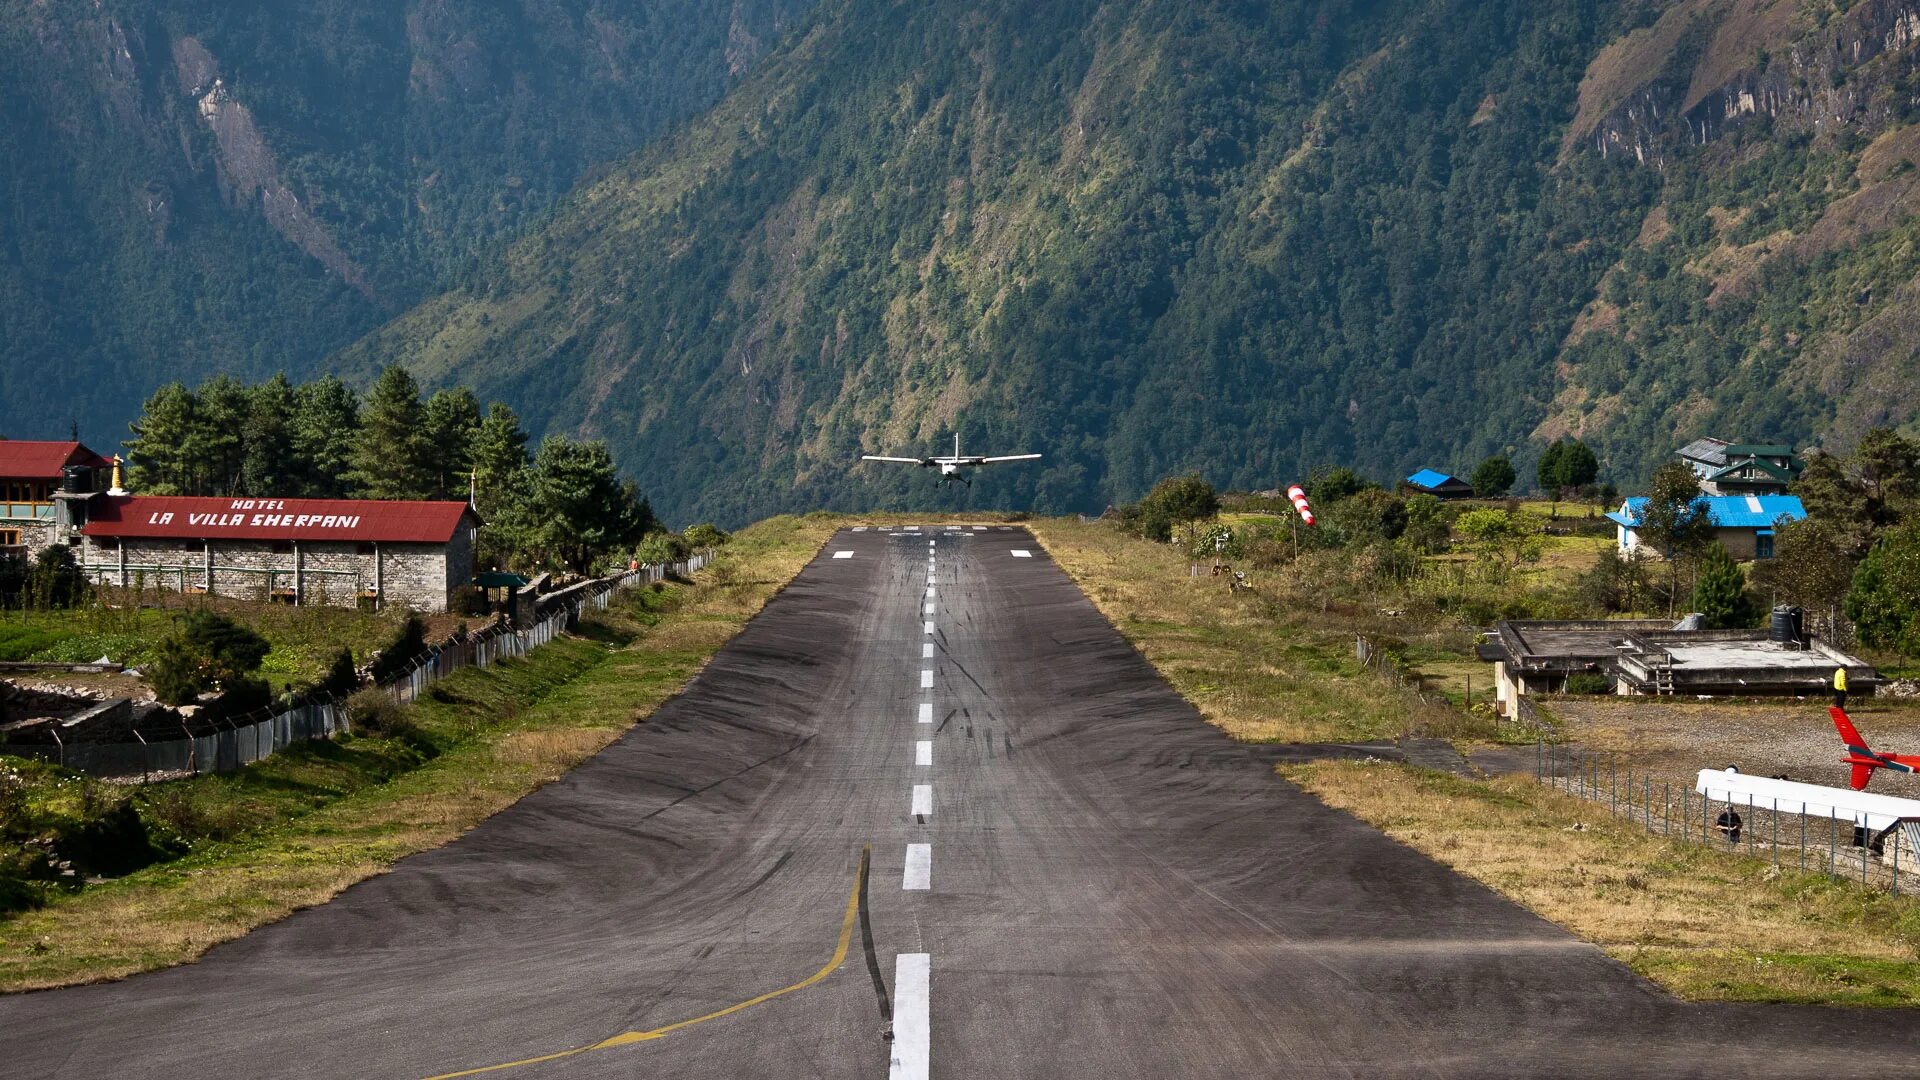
[125,383,199,494]
[1124,474,1219,541]
[1854,427,1920,525]
[351,367,434,500]
[1846,523,1920,654]
[1690,544,1758,629]
[1751,519,1857,636]
[240,374,298,496]
[1536,441,1566,498]
[422,387,483,500]
[192,375,251,496]
[26,546,87,609]
[1306,466,1371,505]
[148,612,272,706]
[1470,455,1515,498]
[1401,493,1452,554]
[469,403,530,515]
[1635,463,1715,613]
[291,376,360,498]
[528,436,654,572]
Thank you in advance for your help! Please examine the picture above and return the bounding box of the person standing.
[1833,666,1849,712]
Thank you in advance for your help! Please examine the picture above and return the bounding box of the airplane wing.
[980,454,1042,463]
[862,455,929,464]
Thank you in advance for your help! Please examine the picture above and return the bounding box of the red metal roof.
[0,441,112,479]
[82,496,477,544]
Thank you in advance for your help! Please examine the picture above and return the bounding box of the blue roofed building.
[1401,468,1476,499]
[1605,494,1806,561]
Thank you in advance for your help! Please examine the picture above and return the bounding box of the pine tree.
[291,376,361,498]
[1558,439,1599,491]
[240,374,298,496]
[193,375,251,496]
[528,435,653,572]
[350,367,434,500]
[125,383,200,494]
[1690,543,1757,629]
[422,387,483,500]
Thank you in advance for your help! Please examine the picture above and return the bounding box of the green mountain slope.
[0,0,810,442]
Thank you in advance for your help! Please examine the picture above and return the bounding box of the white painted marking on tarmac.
[920,669,933,688]
[1010,549,1032,557]
[890,953,930,1080]
[972,525,985,531]
[910,784,932,817]
[833,550,854,559]
[853,526,869,532]
[925,586,935,597]
[918,702,933,723]
[922,642,934,659]
[902,845,931,890]
[947,525,961,530]
[923,621,934,634]
[924,603,935,615]
[916,740,932,767]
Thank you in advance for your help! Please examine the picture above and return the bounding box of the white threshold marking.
[890,953,930,1080]
[833,550,854,559]
[915,740,932,767]
[918,702,933,723]
[922,642,934,659]
[947,525,961,530]
[903,845,931,890]
[1010,549,1032,558]
[923,621,934,634]
[920,669,934,688]
[853,526,868,532]
[910,784,932,817]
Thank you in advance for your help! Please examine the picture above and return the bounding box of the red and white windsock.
[1286,484,1316,526]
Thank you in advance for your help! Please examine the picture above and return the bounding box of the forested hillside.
[0,0,810,443]
[340,0,1920,526]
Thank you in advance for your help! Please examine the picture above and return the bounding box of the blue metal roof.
[1606,495,1807,530]
[1405,468,1464,490]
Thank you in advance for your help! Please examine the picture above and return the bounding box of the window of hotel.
[0,529,20,546]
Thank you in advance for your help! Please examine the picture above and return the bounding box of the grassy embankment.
[0,514,837,991]
[1030,516,1920,1005]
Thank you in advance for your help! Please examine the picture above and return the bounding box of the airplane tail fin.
[1851,763,1875,791]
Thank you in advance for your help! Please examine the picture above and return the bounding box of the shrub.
[1564,672,1611,695]
[636,530,692,566]
[369,615,429,683]
[683,523,729,549]
[1847,523,1920,653]
[318,647,361,696]
[147,611,272,706]
[346,687,413,738]
[1691,544,1760,629]
[449,584,488,616]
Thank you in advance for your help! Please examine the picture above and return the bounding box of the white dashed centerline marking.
[1010,549,1032,558]
[903,845,931,890]
[915,740,932,767]
[923,621,934,634]
[922,642,934,659]
[920,669,934,689]
[910,784,932,817]
[833,550,854,559]
[918,703,933,723]
[889,953,931,1080]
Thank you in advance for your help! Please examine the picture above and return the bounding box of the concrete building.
[0,441,112,553]
[1675,437,1802,496]
[75,495,480,613]
[1607,494,1805,561]
[1481,618,1880,718]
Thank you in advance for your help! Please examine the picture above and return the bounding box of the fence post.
[1771,798,1778,865]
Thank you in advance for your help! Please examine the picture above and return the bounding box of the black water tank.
[60,464,90,494]
[1770,604,1804,646]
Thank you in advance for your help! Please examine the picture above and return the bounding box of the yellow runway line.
[422,847,869,1080]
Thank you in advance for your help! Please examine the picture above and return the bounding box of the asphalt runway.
[7,526,1920,1078]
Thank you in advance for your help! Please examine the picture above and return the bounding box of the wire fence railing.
[6,553,711,782]
[1534,741,1920,898]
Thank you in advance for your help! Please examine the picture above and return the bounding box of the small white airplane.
[862,435,1041,487]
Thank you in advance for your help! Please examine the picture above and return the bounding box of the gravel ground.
[1549,695,1920,791]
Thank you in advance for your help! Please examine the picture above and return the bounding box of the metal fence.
[1534,741,1920,897]
[8,553,710,781]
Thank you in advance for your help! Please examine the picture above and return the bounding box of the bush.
[369,615,429,683]
[449,584,488,616]
[318,647,361,696]
[1691,544,1760,629]
[147,611,273,706]
[346,687,413,737]
[1122,474,1220,541]
[683,523,729,549]
[1564,672,1611,695]
[636,530,692,566]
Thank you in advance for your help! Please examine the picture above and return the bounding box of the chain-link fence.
[9,553,711,781]
[1535,741,1920,897]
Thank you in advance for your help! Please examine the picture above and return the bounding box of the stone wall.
[79,536,459,612]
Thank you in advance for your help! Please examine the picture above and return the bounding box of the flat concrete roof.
[1664,640,1840,671]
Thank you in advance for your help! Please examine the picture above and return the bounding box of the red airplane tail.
[1834,707,1878,791]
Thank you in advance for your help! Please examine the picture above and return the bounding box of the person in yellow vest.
[1833,666,1849,712]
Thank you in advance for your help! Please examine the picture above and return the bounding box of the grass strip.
[0,513,837,991]
[1027,517,1490,742]
[1286,760,1920,1005]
